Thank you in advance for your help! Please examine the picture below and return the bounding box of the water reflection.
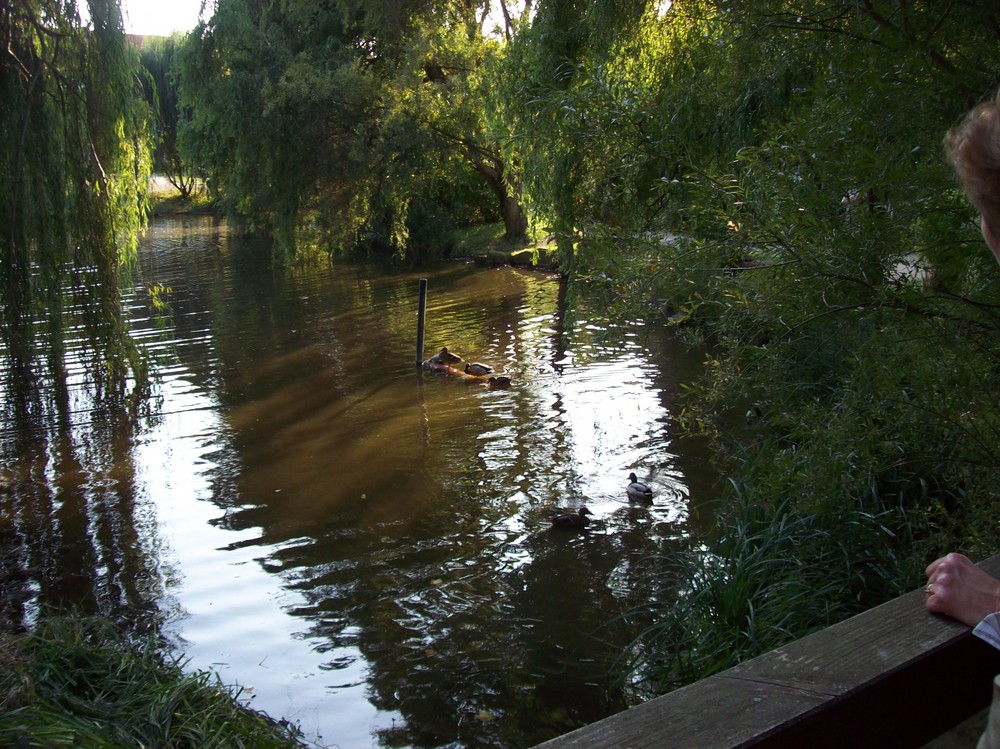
[0,216,716,748]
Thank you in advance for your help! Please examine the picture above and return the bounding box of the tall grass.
[0,615,309,749]
[618,487,917,692]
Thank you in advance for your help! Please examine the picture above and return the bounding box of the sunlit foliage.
[0,0,152,400]
[174,0,516,259]
[139,34,202,199]
[501,0,1000,530]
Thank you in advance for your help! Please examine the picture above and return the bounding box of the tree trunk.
[468,152,528,243]
[499,193,528,242]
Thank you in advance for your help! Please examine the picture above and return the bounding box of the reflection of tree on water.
[257,497,641,748]
[0,383,171,636]
[215,275,691,747]
[0,221,712,748]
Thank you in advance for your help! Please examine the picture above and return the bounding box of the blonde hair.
[945,91,1000,234]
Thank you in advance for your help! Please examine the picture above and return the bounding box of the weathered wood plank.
[534,555,1000,748]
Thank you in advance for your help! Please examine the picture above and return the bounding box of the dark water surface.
[0,216,719,748]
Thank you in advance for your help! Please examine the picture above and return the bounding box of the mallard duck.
[550,507,593,530]
[627,472,654,502]
[487,375,512,389]
[432,346,463,364]
[464,362,493,376]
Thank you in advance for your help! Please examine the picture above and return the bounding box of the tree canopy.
[172,0,520,259]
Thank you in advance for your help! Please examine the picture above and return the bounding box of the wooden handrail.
[534,555,1000,749]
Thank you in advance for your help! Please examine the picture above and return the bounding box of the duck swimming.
[487,375,512,389]
[464,362,493,376]
[627,472,654,502]
[550,507,593,530]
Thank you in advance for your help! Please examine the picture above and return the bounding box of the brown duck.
[465,362,493,376]
[550,507,593,530]
[430,347,463,364]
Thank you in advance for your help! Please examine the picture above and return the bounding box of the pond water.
[0,216,719,748]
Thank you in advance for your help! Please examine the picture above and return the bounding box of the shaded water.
[0,216,719,748]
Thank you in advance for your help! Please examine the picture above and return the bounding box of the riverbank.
[450,222,561,271]
[0,615,311,748]
[148,175,559,269]
[148,174,214,217]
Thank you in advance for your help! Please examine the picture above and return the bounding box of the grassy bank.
[450,223,560,270]
[148,175,214,217]
[618,490,920,692]
[0,615,310,749]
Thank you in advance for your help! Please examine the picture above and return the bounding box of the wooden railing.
[534,555,1000,749]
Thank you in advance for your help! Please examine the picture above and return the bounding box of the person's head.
[945,91,1000,263]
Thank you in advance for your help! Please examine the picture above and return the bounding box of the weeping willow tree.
[0,0,152,406]
[139,35,199,200]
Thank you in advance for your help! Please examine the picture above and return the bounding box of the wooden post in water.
[415,278,428,366]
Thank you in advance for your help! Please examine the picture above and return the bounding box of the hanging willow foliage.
[0,0,152,403]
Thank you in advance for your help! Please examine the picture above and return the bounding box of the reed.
[0,615,308,749]
[618,489,913,692]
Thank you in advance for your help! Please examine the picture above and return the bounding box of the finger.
[926,557,946,576]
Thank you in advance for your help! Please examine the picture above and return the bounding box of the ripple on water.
[0,216,715,749]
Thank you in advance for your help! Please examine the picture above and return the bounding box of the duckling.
[626,472,654,502]
[464,362,493,376]
[550,507,593,530]
[487,375,512,389]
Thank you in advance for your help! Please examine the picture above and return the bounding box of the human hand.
[925,552,1000,627]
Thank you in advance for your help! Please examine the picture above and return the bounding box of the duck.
[431,346,463,364]
[550,507,593,530]
[627,472,654,502]
[464,362,493,376]
[424,347,464,369]
[487,375,512,389]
